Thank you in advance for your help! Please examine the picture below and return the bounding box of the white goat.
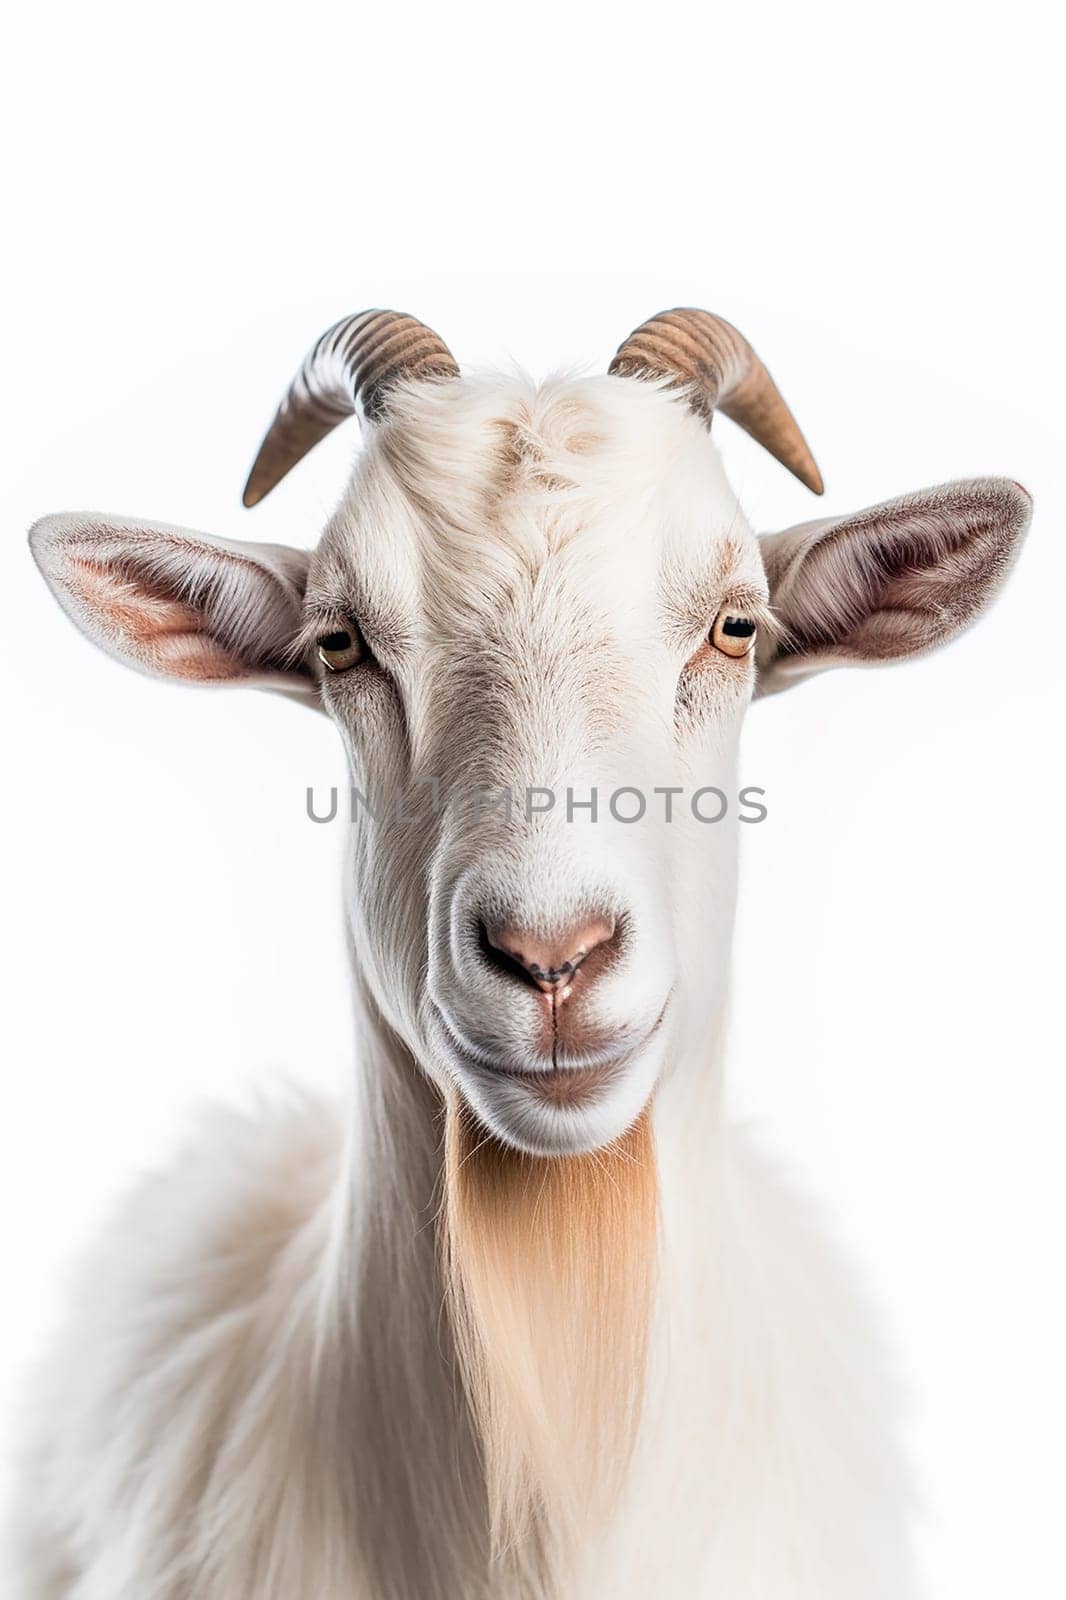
[18,309,1031,1599]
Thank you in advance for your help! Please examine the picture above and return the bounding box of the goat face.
[307,375,759,1154]
[29,310,1031,1159]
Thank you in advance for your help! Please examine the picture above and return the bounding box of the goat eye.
[316,624,365,672]
[710,610,758,659]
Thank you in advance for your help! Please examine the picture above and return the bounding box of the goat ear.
[755,478,1032,696]
[29,513,316,703]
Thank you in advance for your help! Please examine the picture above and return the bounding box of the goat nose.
[481,916,617,993]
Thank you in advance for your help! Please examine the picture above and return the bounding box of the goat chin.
[441,1093,659,1562]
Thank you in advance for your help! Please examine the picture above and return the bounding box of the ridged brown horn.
[609,308,824,495]
[242,310,459,507]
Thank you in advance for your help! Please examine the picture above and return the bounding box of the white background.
[1,1,1062,1593]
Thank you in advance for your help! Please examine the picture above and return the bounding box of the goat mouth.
[499,1060,623,1107]
[431,1002,669,1110]
[468,1054,630,1109]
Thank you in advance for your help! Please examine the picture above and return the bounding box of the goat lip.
[503,1061,624,1106]
[431,1001,668,1103]
[464,1053,633,1112]
[458,1041,637,1084]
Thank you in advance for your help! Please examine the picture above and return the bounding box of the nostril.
[479,915,618,994]
[477,921,539,989]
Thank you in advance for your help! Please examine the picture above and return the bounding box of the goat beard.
[441,1096,659,1564]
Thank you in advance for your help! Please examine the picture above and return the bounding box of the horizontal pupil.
[320,631,352,652]
[721,616,756,637]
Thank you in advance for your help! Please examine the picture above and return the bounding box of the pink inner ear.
[760,479,1031,692]
[70,557,250,682]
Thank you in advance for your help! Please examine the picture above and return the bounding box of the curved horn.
[609,308,823,495]
[242,310,459,507]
